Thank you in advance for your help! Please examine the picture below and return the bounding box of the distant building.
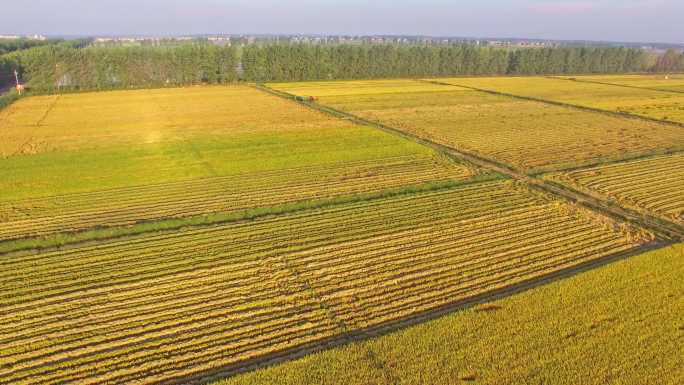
[209,37,231,46]
[0,34,47,41]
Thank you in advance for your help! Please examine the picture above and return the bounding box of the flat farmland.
[0,86,475,244]
[558,74,684,93]
[0,180,652,385]
[271,79,451,97]
[270,80,684,172]
[547,153,684,225]
[438,76,684,124]
[3,74,680,385]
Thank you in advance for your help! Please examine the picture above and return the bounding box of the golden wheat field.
[270,79,684,172]
[0,86,355,155]
[2,75,682,385]
[437,76,684,124]
[558,74,684,93]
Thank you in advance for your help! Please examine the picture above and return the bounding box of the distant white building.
[0,34,47,40]
[208,37,231,46]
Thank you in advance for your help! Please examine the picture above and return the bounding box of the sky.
[3,0,682,44]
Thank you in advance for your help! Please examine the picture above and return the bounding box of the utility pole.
[14,69,22,94]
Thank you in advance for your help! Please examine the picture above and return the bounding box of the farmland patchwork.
[1,76,683,384]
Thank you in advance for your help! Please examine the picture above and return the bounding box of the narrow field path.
[255,83,684,241]
[423,79,684,129]
[547,75,684,95]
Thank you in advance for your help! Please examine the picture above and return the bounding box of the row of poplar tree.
[241,44,655,81]
[1,43,239,92]
[1,42,683,92]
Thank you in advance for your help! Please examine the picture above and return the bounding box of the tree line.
[3,43,239,92]
[1,42,683,93]
[242,44,656,81]
[0,38,64,56]
[652,49,684,73]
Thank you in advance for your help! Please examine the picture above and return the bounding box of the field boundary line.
[186,140,218,177]
[524,147,684,175]
[269,253,353,336]
[255,83,684,241]
[547,75,684,95]
[253,83,505,171]
[269,242,401,384]
[422,79,684,129]
[541,173,684,229]
[35,94,61,127]
[530,149,684,175]
[0,155,433,204]
[0,177,502,257]
[159,240,672,385]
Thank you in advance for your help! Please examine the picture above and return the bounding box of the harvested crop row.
[0,181,518,275]
[548,153,684,224]
[0,155,474,241]
[1,184,533,307]
[0,180,651,385]
[0,203,557,349]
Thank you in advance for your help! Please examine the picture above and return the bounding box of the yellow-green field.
[218,243,684,385]
[271,79,684,172]
[548,153,684,225]
[273,79,451,97]
[2,77,681,385]
[0,180,652,385]
[0,86,475,244]
[559,74,684,93]
[437,76,684,124]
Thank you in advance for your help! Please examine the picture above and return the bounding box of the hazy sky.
[4,0,682,44]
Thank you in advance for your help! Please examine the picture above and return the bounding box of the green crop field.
[219,243,684,385]
[2,75,682,385]
[437,76,684,124]
[270,79,684,172]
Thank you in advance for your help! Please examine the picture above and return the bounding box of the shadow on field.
[163,240,674,385]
